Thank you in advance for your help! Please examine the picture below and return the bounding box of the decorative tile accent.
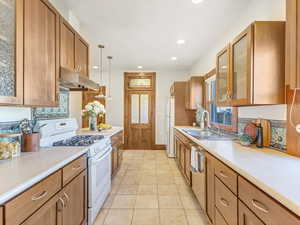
[32,88,69,120]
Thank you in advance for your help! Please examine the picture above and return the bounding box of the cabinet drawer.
[238,176,300,225]
[214,158,237,194]
[63,155,87,186]
[238,200,264,225]
[215,177,238,225]
[215,208,229,225]
[5,171,62,225]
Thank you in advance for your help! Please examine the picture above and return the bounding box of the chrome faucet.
[200,110,210,131]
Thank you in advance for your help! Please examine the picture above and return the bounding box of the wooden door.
[230,25,253,106]
[124,73,156,150]
[82,86,106,128]
[216,45,231,106]
[21,194,63,225]
[60,19,76,72]
[23,0,59,107]
[238,201,264,225]
[206,153,215,224]
[62,171,87,225]
[75,37,89,77]
[0,0,24,105]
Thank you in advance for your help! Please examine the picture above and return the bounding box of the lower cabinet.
[215,208,228,225]
[206,153,215,224]
[0,207,3,225]
[62,171,87,225]
[238,201,264,225]
[111,131,124,177]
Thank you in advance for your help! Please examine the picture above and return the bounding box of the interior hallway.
[93,150,209,225]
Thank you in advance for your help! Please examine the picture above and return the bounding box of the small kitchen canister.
[23,132,40,152]
[0,133,22,160]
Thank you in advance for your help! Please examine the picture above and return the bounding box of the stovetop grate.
[53,135,104,147]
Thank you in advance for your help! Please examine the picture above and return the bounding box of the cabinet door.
[62,171,87,225]
[23,0,59,106]
[112,145,118,177]
[185,145,191,185]
[216,45,230,105]
[21,194,63,225]
[175,137,180,166]
[206,153,215,224]
[0,206,3,225]
[60,19,75,72]
[230,25,253,105]
[180,142,185,171]
[238,201,264,225]
[0,0,23,105]
[75,37,89,77]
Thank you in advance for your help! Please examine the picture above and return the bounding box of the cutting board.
[252,119,271,147]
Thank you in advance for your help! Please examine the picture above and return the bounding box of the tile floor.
[93,150,209,225]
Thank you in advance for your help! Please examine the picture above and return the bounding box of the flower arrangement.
[82,101,106,118]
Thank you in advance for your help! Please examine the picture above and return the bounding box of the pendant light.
[107,56,113,100]
[95,44,106,99]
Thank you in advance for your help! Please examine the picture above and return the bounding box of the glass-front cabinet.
[0,0,23,104]
[230,25,252,105]
[216,45,230,105]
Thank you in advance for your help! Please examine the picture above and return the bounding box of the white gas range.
[38,118,112,225]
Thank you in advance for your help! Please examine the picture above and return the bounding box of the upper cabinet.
[60,18,89,77]
[0,0,23,105]
[23,0,60,106]
[216,21,285,106]
[216,45,231,105]
[185,76,205,110]
[286,0,300,89]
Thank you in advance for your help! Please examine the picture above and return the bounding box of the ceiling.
[64,0,253,71]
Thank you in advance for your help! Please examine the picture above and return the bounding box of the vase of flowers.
[82,101,106,131]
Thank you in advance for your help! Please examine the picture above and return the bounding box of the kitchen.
[0,0,299,225]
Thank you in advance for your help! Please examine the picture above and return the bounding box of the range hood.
[59,67,99,91]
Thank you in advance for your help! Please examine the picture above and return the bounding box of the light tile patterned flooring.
[93,150,209,225]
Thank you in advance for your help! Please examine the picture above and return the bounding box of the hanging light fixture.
[95,44,106,99]
[107,56,113,100]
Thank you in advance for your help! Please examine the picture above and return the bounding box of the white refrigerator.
[166,97,175,157]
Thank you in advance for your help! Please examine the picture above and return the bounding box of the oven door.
[88,146,112,208]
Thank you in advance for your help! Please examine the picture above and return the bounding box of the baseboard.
[154,144,166,150]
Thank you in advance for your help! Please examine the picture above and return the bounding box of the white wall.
[69,92,83,128]
[0,107,31,122]
[190,0,287,121]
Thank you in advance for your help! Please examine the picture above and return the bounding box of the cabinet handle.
[220,198,230,207]
[58,197,65,211]
[63,192,70,205]
[219,170,228,178]
[72,165,81,170]
[252,199,269,213]
[31,190,48,201]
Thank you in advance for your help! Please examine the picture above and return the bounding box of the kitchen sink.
[182,129,234,141]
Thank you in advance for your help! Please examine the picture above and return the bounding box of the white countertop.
[78,126,123,138]
[175,126,300,217]
[0,146,88,205]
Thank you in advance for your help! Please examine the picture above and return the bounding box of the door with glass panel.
[230,25,253,105]
[124,73,155,150]
[216,45,231,106]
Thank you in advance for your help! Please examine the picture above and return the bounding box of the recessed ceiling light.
[177,40,185,45]
[92,65,99,69]
[137,66,143,69]
[192,0,203,4]
[171,57,177,61]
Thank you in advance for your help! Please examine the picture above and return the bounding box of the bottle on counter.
[256,123,264,148]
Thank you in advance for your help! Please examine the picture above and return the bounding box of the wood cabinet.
[2,155,87,225]
[62,171,87,225]
[206,153,215,224]
[62,154,87,186]
[216,21,285,106]
[185,77,205,110]
[216,45,231,105]
[286,0,300,89]
[215,208,228,225]
[0,207,3,225]
[111,131,124,177]
[238,201,264,225]
[23,0,60,107]
[60,19,89,78]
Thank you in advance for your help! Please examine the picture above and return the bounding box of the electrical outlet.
[296,124,300,134]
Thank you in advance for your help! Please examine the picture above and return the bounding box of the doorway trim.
[124,72,156,150]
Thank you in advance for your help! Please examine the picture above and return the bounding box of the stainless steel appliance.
[38,118,112,225]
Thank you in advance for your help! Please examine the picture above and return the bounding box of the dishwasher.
[191,146,206,210]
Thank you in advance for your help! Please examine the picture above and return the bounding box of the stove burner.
[53,135,104,147]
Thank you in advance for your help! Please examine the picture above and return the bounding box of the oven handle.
[93,147,112,163]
